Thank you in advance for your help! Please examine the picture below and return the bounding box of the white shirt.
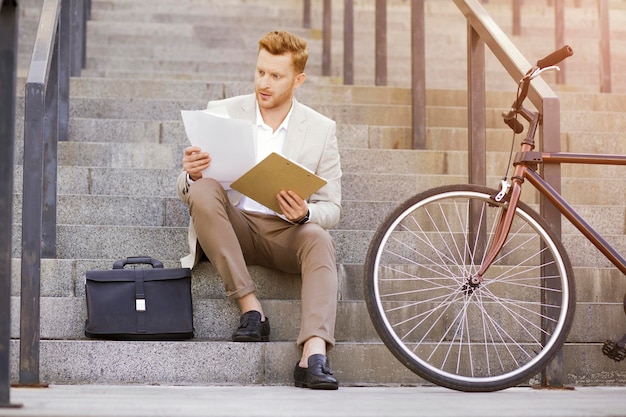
[235,100,293,215]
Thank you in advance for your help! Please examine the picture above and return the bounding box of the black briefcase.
[84,257,194,340]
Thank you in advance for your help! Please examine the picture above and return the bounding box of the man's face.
[254,49,304,112]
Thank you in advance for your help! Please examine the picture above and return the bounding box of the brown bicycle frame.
[476,147,626,281]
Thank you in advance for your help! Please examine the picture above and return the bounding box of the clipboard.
[230,152,327,214]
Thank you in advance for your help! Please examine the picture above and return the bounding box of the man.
[177,31,342,390]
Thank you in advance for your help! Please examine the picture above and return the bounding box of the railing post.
[466,23,487,261]
[467,25,486,187]
[41,19,60,259]
[303,0,311,28]
[59,0,70,141]
[70,0,84,76]
[322,0,331,76]
[41,0,71,258]
[343,0,354,85]
[539,97,564,388]
[375,0,387,86]
[20,0,62,387]
[20,77,46,387]
[598,0,611,93]
[554,0,566,84]
[411,0,426,149]
[0,0,23,407]
[512,0,521,36]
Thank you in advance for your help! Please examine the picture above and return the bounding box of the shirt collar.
[255,98,294,132]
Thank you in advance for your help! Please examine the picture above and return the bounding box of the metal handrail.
[0,0,21,408]
[19,0,89,386]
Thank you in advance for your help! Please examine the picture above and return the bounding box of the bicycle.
[364,45,626,392]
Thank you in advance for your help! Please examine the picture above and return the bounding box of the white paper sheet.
[180,108,256,188]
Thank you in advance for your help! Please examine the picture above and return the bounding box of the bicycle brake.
[494,179,511,203]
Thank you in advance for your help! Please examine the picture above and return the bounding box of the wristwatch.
[296,209,310,225]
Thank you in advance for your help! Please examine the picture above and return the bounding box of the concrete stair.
[9,0,626,386]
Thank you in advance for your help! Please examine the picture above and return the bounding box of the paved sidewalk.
[0,385,625,417]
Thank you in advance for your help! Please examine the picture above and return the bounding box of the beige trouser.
[187,178,338,347]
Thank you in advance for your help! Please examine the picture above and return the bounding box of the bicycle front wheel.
[365,184,576,392]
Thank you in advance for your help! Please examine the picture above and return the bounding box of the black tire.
[365,184,576,392]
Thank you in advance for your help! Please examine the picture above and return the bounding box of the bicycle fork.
[468,168,526,289]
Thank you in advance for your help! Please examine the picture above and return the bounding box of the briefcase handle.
[112,257,164,269]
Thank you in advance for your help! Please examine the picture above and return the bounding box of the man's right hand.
[182,146,211,181]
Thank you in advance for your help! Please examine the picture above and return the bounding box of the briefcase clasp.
[136,299,146,312]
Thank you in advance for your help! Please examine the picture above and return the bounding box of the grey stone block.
[33,340,265,385]
[10,258,75,297]
[8,340,425,386]
[54,225,189,261]
[69,118,163,143]
[573,267,626,303]
[10,297,85,340]
[68,97,207,121]
[68,78,226,101]
[16,339,622,387]
[569,302,626,343]
[54,142,183,169]
[10,296,379,342]
[56,195,172,227]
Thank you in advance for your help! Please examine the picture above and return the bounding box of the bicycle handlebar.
[536,45,574,70]
[502,46,574,133]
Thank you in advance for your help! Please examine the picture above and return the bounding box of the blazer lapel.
[229,94,256,122]
[282,99,307,160]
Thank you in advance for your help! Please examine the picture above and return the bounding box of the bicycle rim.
[365,185,576,392]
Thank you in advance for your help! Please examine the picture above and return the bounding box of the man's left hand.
[277,190,308,223]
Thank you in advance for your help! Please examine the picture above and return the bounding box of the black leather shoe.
[293,354,339,390]
[232,310,270,342]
